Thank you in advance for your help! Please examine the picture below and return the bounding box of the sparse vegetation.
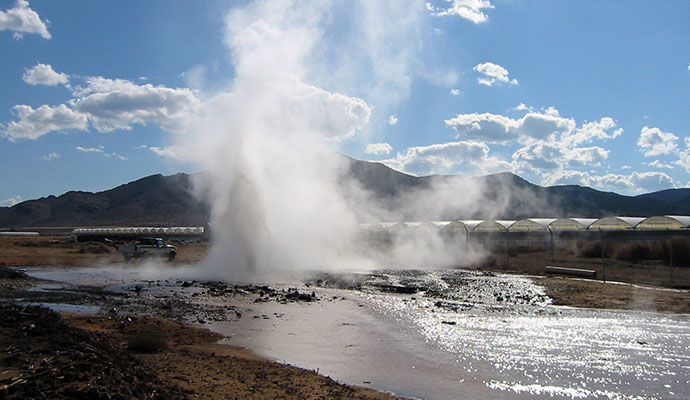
[574,237,690,267]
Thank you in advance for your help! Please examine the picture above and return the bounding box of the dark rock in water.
[375,284,418,294]
[284,290,314,302]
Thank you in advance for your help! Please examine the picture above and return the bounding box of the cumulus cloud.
[637,126,678,157]
[565,117,623,146]
[543,170,674,194]
[473,62,518,86]
[443,105,630,192]
[646,160,674,170]
[41,152,60,161]
[388,115,398,126]
[382,140,512,176]
[70,77,200,133]
[365,142,393,155]
[445,109,574,143]
[427,0,494,24]
[2,104,88,141]
[514,103,531,112]
[2,76,201,141]
[23,63,69,86]
[0,0,50,39]
[0,195,23,207]
[450,88,461,96]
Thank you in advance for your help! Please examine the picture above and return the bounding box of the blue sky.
[1,0,689,207]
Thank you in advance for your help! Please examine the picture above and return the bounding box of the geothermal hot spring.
[23,1,690,399]
[26,265,690,400]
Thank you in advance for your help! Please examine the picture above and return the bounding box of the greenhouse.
[509,218,557,231]
[589,217,645,230]
[636,216,690,230]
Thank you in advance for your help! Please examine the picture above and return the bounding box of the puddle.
[18,302,102,314]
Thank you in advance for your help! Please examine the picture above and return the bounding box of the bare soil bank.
[0,299,405,400]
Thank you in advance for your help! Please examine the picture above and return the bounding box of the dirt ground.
[0,236,208,266]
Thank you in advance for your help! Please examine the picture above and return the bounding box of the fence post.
[670,235,674,285]
[599,228,606,283]
[548,226,554,264]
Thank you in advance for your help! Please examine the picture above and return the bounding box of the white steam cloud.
[174,0,500,281]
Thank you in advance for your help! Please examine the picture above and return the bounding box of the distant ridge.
[1,157,688,228]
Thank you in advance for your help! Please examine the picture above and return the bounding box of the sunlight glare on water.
[360,270,690,400]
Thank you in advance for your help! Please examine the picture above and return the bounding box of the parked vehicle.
[117,237,176,262]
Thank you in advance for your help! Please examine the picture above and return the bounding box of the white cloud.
[76,145,104,153]
[444,106,629,189]
[41,152,60,161]
[637,126,678,157]
[365,142,393,155]
[445,109,574,143]
[23,63,69,86]
[512,143,562,170]
[3,75,204,140]
[0,195,23,207]
[646,160,674,170]
[2,104,88,141]
[564,146,609,167]
[76,145,126,160]
[450,88,461,96]
[674,150,690,173]
[70,77,200,133]
[565,117,623,146]
[382,140,511,176]
[388,115,398,126]
[427,0,494,24]
[473,62,518,86]
[148,145,194,162]
[0,0,50,39]
[514,103,531,112]
[543,170,675,194]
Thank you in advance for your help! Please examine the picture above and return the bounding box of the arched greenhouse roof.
[548,218,597,231]
[636,215,690,230]
[443,221,471,232]
[430,221,452,230]
[474,220,514,232]
[509,218,557,231]
[588,216,645,230]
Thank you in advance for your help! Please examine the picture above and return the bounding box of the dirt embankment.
[0,300,406,400]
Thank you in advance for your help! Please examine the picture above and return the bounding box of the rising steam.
[174,0,497,280]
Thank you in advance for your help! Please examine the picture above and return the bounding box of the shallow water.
[25,267,690,400]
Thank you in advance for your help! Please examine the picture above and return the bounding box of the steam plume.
[174,0,495,280]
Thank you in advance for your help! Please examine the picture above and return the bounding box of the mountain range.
[2,157,690,228]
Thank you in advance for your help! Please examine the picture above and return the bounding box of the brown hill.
[1,157,688,228]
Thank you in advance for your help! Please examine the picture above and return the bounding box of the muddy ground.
[0,267,406,400]
[1,235,689,399]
